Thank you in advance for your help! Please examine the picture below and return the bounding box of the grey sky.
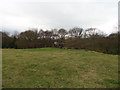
[0,0,119,34]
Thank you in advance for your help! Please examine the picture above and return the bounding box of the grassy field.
[2,48,118,88]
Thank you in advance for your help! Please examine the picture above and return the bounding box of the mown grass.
[2,48,118,88]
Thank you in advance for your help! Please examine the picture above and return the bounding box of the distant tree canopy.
[1,27,119,55]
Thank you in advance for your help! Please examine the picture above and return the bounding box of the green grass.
[2,48,118,88]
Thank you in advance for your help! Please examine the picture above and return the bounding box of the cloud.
[0,0,118,34]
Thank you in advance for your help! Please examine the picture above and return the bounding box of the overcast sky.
[0,0,119,34]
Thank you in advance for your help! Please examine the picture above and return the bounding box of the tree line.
[1,27,119,55]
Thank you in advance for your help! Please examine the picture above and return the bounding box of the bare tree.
[69,27,83,38]
[51,29,59,39]
[38,29,44,39]
[58,28,67,38]
[84,28,105,38]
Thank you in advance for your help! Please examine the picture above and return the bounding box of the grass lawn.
[2,48,118,88]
